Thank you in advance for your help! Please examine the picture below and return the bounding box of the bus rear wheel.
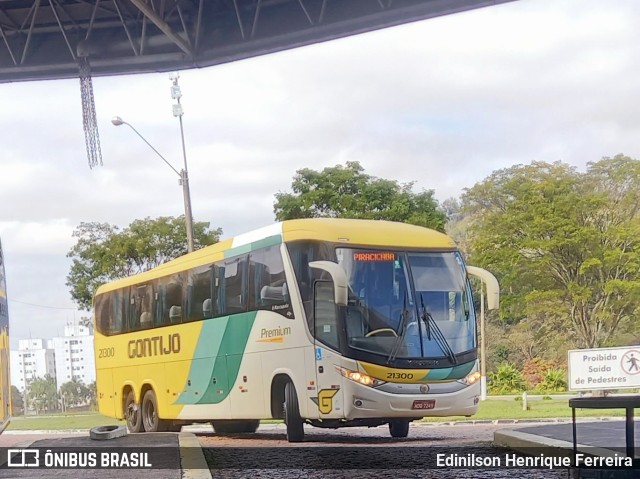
[283,381,304,442]
[141,389,169,432]
[124,390,144,433]
[388,419,410,438]
[211,420,260,434]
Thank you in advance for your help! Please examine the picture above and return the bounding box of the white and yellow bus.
[94,218,498,441]
[0,238,11,433]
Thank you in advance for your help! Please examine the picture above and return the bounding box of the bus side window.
[221,256,247,315]
[249,246,289,316]
[95,294,109,335]
[165,275,184,324]
[126,287,139,331]
[186,264,215,322]
[138,284,154,329]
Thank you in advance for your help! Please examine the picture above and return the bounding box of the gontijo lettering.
[128,333,180,358]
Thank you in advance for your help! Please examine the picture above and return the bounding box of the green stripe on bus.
[175,311,257,405]
[418,360,475,381]
[224,234,282,259]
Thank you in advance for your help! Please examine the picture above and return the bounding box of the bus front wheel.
[141,389,168,432]
[124,390,144,433]
[388,419,410,438]
[283,381,304,442]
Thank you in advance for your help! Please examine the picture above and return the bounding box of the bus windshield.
[335,248,475,360]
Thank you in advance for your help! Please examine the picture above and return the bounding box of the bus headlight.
[336,367,386,387]
[457,371,481,386]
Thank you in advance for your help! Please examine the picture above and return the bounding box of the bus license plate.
[412,400,436,410]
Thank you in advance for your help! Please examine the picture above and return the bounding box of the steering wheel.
[365,328,398,338]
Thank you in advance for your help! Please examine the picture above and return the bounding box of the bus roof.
[95,219,455,295]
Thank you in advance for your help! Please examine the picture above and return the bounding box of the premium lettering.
[260,326,291,338]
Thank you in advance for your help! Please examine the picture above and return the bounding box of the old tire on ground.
[284,381,304,442]
[389,419,410,438]
[90,425,128,440]
[141,389,168,432]
[211,419,260,434]
[124,390,144,433]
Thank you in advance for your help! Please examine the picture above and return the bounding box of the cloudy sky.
[2,0,639,347]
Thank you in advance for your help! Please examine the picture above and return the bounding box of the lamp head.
[111,116,125,126]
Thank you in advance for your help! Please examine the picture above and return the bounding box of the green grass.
[5,399,626,430]
[421,399,625,422]
[7,414,125,431]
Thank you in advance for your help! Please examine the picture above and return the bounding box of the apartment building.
[10,322,96,391]
[10,339,56,392]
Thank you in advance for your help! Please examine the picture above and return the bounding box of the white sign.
[568,345,640,391]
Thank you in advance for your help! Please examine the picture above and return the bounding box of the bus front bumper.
[341,379,480,420]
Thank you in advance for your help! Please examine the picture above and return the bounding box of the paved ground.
[0,432,184,479]
[0,419,636,478]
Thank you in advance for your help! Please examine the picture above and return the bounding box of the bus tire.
[90,425,127,440]
[389,419,410,438]
[283,381,304,442]
[212,419,260,434]
[124,390,144,433]
[141,389,168,432]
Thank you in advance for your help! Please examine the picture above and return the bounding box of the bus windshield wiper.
[387,291,410,363]
[420,294,457,364]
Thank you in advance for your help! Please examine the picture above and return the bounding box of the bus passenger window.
[203,298,213,318]
[169,305,182,323]
[164,276,183,324]
[221,256,247,315]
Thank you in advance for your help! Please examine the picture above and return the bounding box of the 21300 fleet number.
[386,372,414,380]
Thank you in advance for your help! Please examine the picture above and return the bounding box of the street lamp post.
[111,116,195,253]
[169,73,195,254]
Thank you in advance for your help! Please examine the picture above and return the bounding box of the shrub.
[488,363,527,394]
[535,368,567,393]
[522,358,559,390]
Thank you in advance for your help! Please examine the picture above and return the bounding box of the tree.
[86,381,97,410]
[26,375,59,414]
[11,385,24,415]
[462,156,640,349]
[273,161,446,231]
[59,378,90,410]
[78,316,94,334]
[67,216,222,310]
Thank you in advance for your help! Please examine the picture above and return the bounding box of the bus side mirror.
[308,261,348,307]
[466,266,500,310]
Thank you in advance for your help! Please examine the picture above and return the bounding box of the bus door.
[312,280,344,419]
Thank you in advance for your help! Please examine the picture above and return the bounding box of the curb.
[413,417,628,427]
[179,432,212,479]
[493,429,621,459]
